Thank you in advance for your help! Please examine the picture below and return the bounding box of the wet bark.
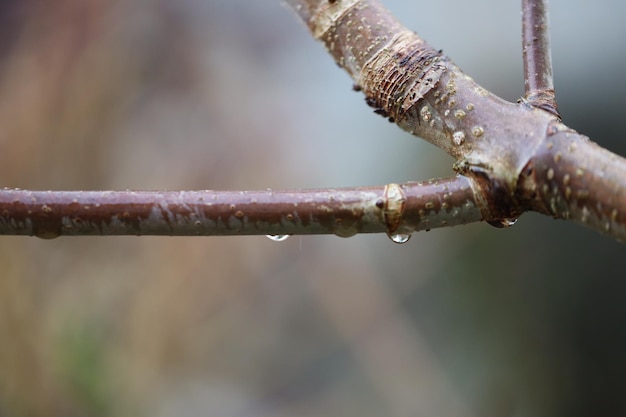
[0,0,624,242]
[285,0,626,241]
[0,178,481,239]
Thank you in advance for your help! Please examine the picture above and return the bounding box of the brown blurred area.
[0,1,625,416]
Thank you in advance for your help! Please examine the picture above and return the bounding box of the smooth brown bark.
[0,177,481,239]
[522,0,559,117]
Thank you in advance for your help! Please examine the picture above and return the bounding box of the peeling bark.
[286,0,626,241]
[0,0,624,242]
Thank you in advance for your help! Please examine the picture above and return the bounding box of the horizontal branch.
[0,176,482,239]
[0,0,621,243]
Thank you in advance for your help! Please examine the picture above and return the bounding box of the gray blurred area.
[0,1,625,416]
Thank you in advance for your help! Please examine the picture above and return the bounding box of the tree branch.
[522,0,559,117]
[0,176,482,240]
[283,0,626,242]
[519,123,626,238]
[0,0,624,242]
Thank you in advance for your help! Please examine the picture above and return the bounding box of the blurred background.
[0,1,624,416]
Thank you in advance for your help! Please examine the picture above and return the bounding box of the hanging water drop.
[266,234,290,242]
[33,227,61,239]
[387,233,411,244]
[487,218,518,228]
[35,231,61,240]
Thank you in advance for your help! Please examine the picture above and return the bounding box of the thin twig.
[0,176,482,239]
[522,0,560,117]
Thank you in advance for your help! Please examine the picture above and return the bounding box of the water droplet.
[266,234,290,242]
[387,233,411,244]
[487,218,518,228]
[34,227,61,239]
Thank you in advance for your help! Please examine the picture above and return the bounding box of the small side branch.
[0,176,482,239]
[522,0,560,117]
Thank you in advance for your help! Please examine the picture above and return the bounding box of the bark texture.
[286,0,626,241]
[0,0,624,242]
[0,177,481,238]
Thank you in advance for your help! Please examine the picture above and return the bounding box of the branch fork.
[1,0,624,242]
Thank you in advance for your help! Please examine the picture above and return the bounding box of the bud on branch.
[0,0,624,242]
[0,176,482,240]
[286,0,626,242]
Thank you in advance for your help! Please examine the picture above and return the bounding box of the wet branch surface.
[0,0,624,242]
[285,0,626,241]
[0,177,481,239]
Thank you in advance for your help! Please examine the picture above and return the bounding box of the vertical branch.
[522,0,560,118]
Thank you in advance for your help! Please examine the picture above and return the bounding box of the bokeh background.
[0,1,625,416]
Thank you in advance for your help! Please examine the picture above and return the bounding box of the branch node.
[382,183,406,234]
